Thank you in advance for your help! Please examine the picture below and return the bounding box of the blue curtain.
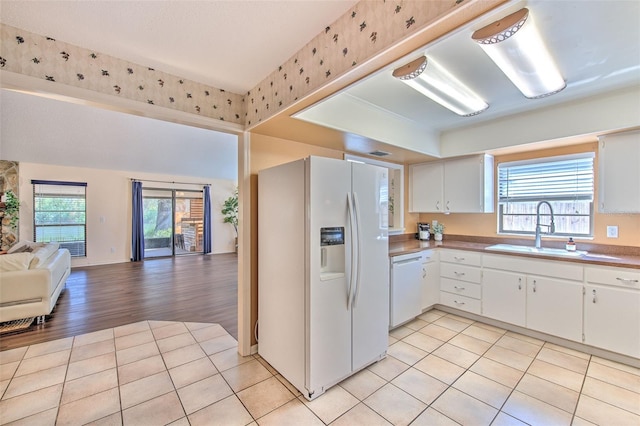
[203,185,212,254]
[131,181,145,261]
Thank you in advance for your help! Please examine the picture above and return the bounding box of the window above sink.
[498,152,595,238]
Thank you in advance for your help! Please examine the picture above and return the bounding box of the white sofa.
[0,242,71,323]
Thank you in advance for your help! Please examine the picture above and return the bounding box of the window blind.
[498,153,595,203]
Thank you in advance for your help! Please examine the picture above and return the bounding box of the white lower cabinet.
[526,276,583,342]
[421,250,439,310]
[439,249,482,314]
[482,254,583,343]
[584,266,640,358]
[440,291,482,313]
[482,269,526,327]
[394,248,639,359]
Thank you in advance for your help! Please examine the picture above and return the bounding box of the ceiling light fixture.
[472,7,566,99]
[392,56,489,117]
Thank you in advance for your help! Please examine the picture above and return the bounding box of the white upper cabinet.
[444,155,494,213]
[409,154,494,213]
[409,162,444,213]
[598,130,640,213]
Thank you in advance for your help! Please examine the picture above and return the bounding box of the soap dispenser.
[566,238,576,251]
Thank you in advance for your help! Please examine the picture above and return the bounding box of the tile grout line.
[165,320,196,423]
[396,312,586,425]
[429,316,503,426]
[577,366,640,418]
[570,354,592,424]
[0,346,25,402]
[486,330,547,424]
[387,315,464,425]
[111,327,125,426]
[3,314,639,425]
[54,333,75,425]
[175,321,297,424]
[385,314,496,425]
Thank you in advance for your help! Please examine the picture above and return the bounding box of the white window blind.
[33,180,87,257]
[498,153,595,203]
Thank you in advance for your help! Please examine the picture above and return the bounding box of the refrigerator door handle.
[351,192,362,308]
[346,192,357,310]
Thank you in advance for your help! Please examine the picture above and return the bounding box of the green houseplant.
[432,222,445,241]
[3,189,20,229]
[221,188,238,251]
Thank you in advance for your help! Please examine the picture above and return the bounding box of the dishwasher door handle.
[392,257,422,266]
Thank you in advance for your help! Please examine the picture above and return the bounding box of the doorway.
[143,187,205,258]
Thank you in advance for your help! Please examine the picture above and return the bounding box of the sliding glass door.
[142,188,204,258]
[175,191,204,254]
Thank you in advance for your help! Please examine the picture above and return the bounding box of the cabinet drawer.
[421,249,437,263]
[483,254,583,282]
[439,291,481,315]
[441,278,481,299]
[440,263,482,284]
[585,266,640,290]
[440,249,481,266]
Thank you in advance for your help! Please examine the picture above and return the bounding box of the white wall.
[440,86,640,157]
[0,89,240,265]
[18,163,237,266]
[0,89,238,181]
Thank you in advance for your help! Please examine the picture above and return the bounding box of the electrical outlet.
[606,225,618,238]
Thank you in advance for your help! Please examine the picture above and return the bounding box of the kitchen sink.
[485,244,588,257]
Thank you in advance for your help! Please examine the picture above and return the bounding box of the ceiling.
[1,0,638,164]
[0,0,358,94]
[293,0,640,160]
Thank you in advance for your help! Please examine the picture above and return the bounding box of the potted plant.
[221,188,238,252]
[3,189,20,230]
[432,222,445,241]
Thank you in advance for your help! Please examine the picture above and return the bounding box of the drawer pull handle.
[422,268,427,278]
[616,278,639,284]
[454,257,465,261]
[454,286,466,291]
[518,277,522,290]
[592,289,597,304]
[453,300,466,306]
[454,272,466,277]
[533,280,537,293]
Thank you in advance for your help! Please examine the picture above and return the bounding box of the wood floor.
[0,253,238,352]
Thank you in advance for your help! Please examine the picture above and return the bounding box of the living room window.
[497,153,595,237]
[32,180,87,257]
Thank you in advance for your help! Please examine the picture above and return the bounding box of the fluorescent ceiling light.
[392,56,489,117]
[472,8,566,99]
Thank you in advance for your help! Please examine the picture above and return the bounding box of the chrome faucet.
[535,201,555,249]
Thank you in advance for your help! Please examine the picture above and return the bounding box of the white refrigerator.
[258,156,389,400]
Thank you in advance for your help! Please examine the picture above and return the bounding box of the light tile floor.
[1,310,639,425]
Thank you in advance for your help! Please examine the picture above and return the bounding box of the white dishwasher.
[390,252,423,328]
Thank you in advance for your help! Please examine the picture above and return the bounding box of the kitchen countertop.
[389,237,640,270]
